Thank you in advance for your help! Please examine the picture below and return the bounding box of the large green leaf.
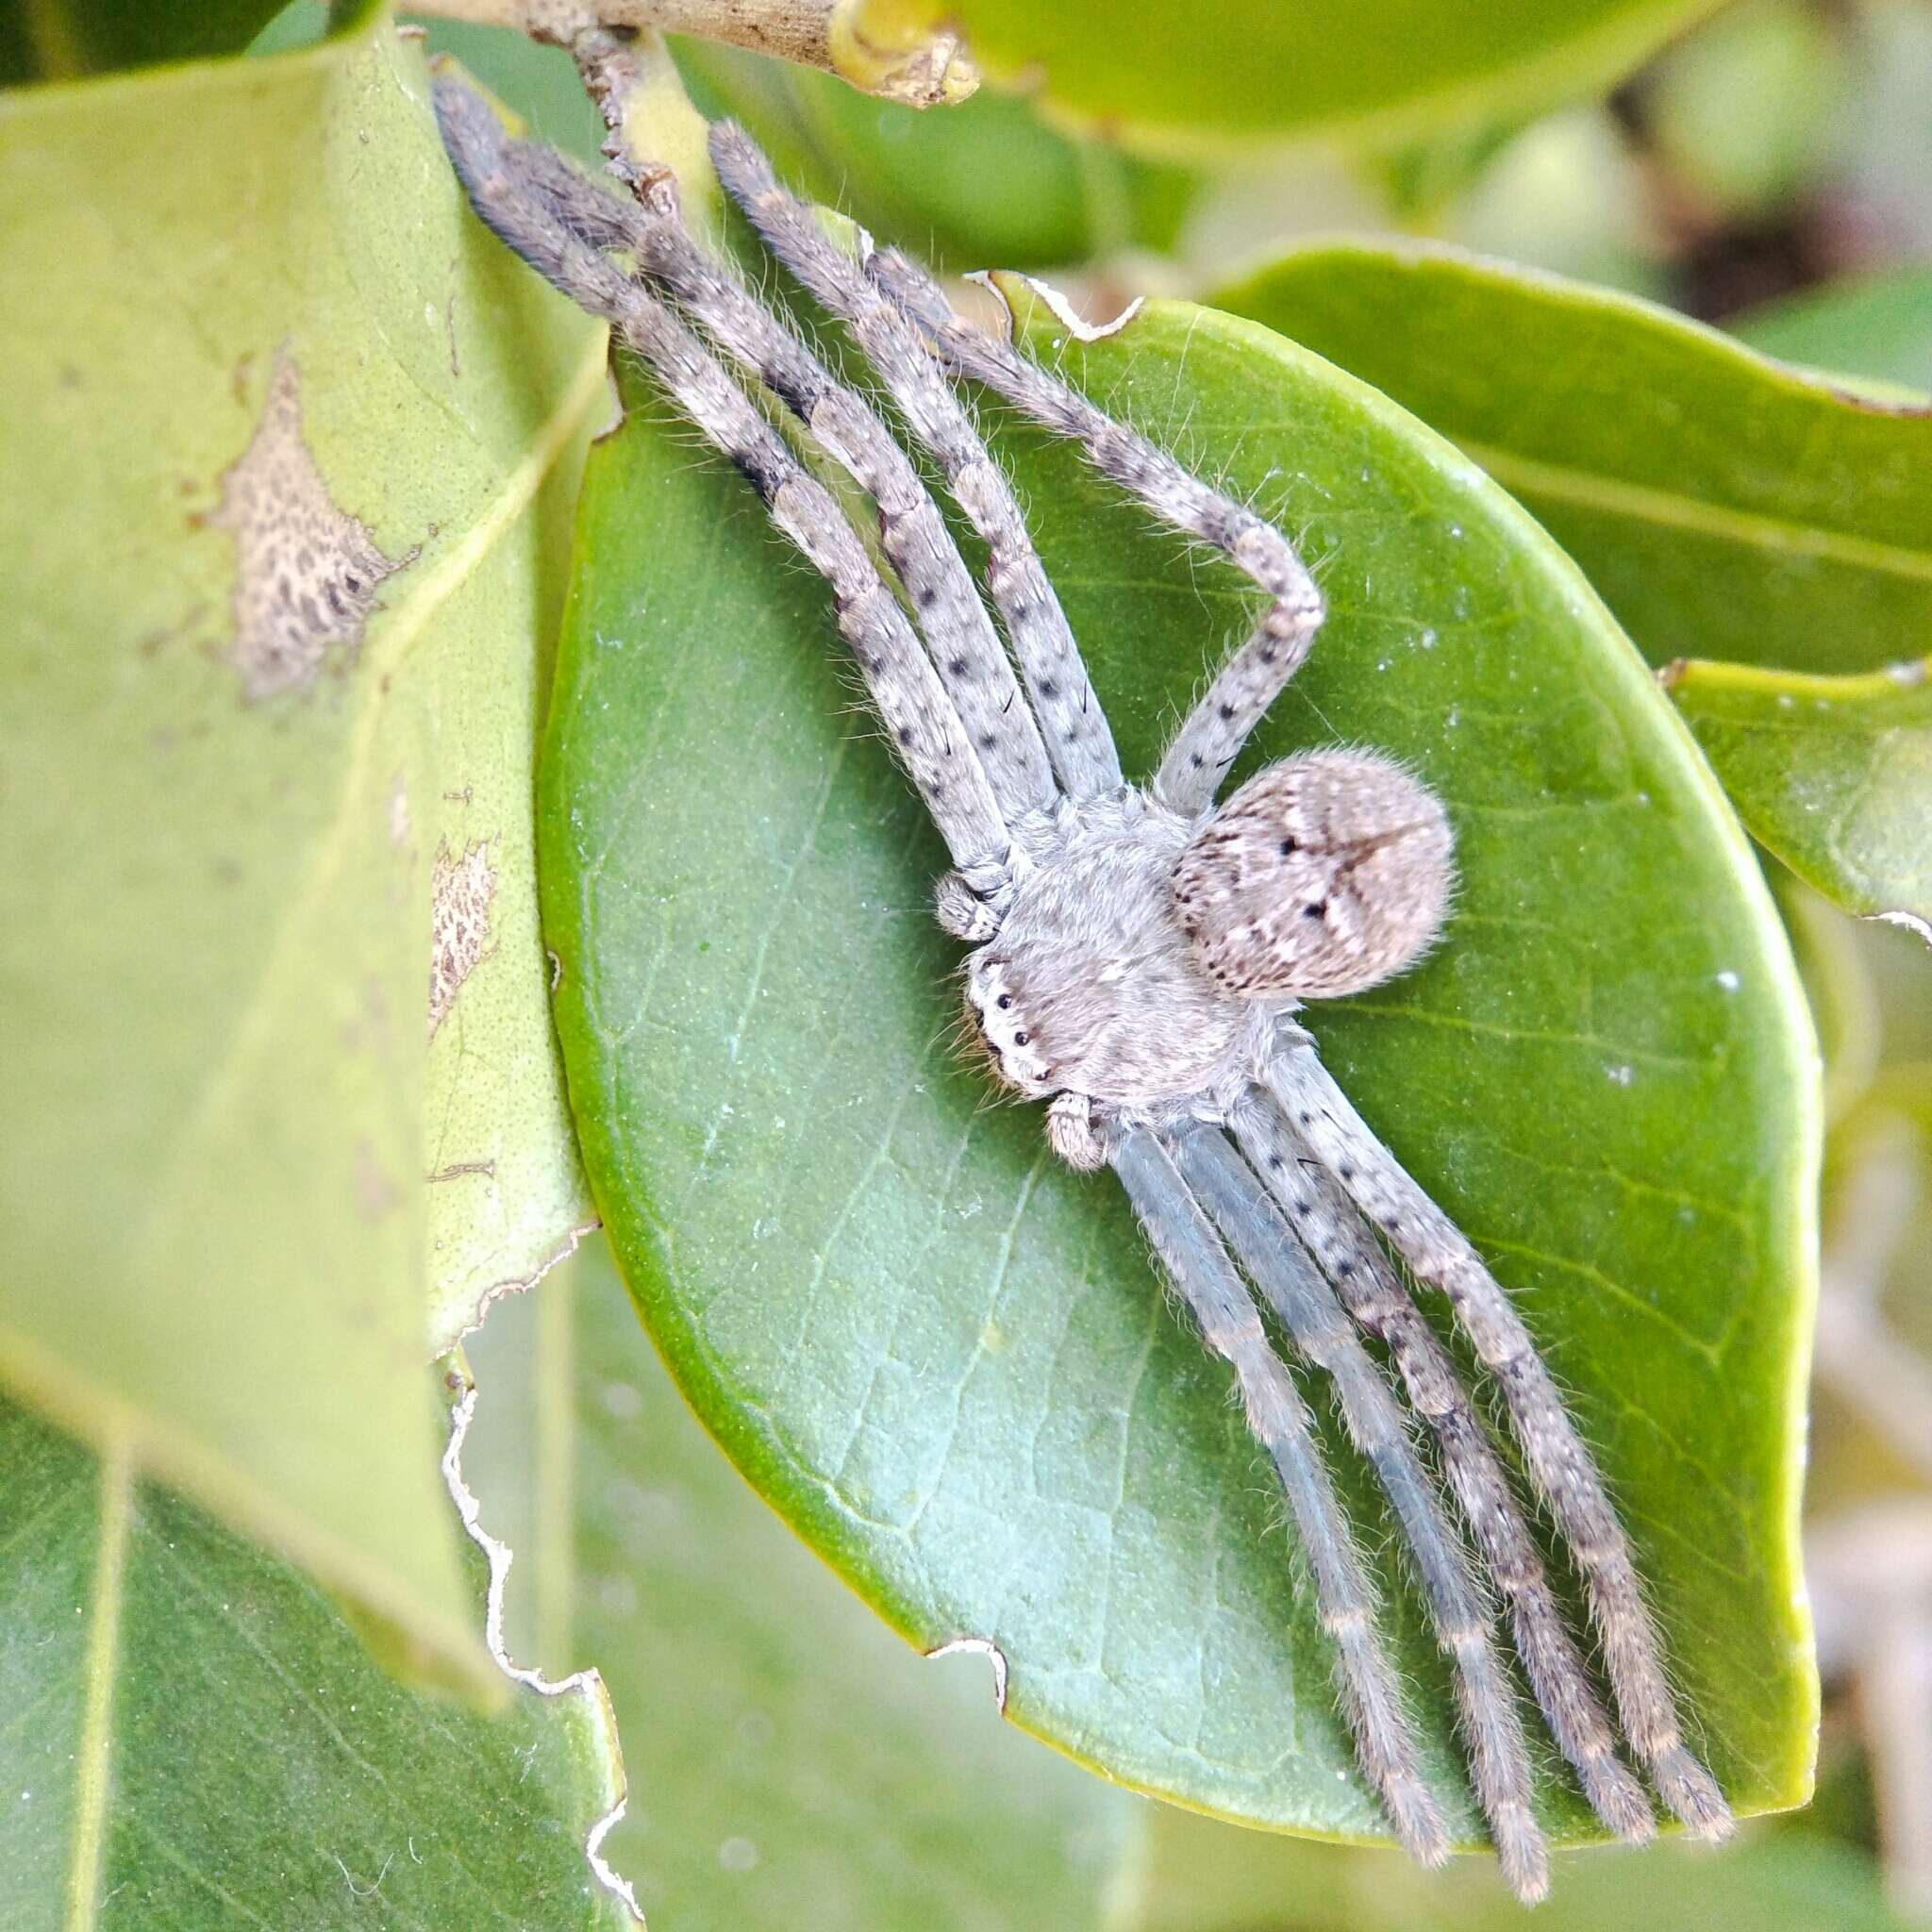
[853,0,1725,156]
[1664,658,1932,940]
[1208,242,1932,675]
[0,1382,636,1931]
[0,11,602,1683]
[539,275,1816,1842]
[465,1237,1135,1929]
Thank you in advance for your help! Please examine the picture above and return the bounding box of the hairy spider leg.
[1266,1044,1733,1840]
[494,123,1061,824]
[433,76,1011,878]
[859,245,1325,818]
[1234,1089,1658,1843]
[1172,1123,1549,1901]
[436,74,1729,1870]
[709,123,1124,806]
[1112,1128,1451,1869]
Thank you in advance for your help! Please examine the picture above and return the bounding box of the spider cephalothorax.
[957,793,1257,1110]
[951,749,1455,1168]
[436,77,1731,1905]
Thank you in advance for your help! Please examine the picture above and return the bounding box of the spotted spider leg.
[1111,1127,1451,1871]
[433,77,1013,881]
[707,122,1125,804]
[857,243,1324,818]
[493,126,1062,828]
[1232,1089,1658,1843]
[1169,1123,1549,1899]
[1265,1041,1733,1840]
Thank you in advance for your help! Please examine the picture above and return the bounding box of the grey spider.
[434,74,1731,1900]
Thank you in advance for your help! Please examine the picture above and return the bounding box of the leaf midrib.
[64,1430,132,1932]
[1460,437,1932,582]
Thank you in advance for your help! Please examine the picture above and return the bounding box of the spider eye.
[1278,836,1297,857]
[996,993,1012,1009]
[1302,901,1325,921]
[1014,1030,1030,1046]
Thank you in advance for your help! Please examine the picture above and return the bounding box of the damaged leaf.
[211,347,417,703]
[541,283,1817,1842]
[0,1383,637,1931]
[0,10,600,1687]
[465,1236,1134,1930]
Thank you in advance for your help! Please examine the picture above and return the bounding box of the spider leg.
[1171,1122,1548,1901]
[860,244,1324,818]
[1232,1090,1657,1844]
[1110,1127,1449,1869]
[1265,1041,1734,1840]
[493,124,1060,829]
[708,123,1125,803]
[433,76,1009,878]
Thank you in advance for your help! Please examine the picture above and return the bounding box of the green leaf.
[1732,269,1932,396]
[406,12,609,165]
[420,342,601,1357]
[0,15,602,1684]
[464,1238,1136,1929]
[0,1381,636,1931]
[540,279,1817,1841]
[671,38,1195,271]
[1664,658,1932,938]
[0,0,291,84]
[855,0,1727,158]
[1134,1796,1914,1932]
[1208,242,1932,675]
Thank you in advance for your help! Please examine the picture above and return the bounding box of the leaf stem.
[408,0,977,104]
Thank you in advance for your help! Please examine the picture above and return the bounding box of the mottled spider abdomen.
[1174,750,1456,999]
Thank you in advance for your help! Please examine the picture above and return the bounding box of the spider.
[433,74,1731,1900]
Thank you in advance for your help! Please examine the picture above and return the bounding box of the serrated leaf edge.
[441,1366,644,1925]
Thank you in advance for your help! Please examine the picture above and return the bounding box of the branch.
[409,0,978,107]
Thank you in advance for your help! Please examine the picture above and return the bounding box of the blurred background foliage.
[6,0,1928,1924]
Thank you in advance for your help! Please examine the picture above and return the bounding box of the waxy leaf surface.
[541,282,1817,1840]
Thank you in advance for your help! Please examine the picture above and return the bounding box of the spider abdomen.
[1174,750,1455,1001]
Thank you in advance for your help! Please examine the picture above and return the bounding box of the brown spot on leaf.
[209,351,413,702]
[428,1159,497,1183]
[428,836,496,1041]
